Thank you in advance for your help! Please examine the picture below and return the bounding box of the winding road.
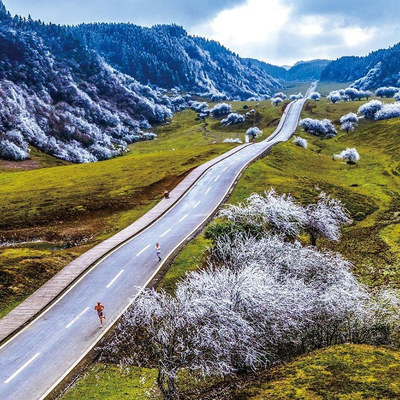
[0,83,316,400]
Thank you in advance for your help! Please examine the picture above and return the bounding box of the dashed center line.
[179,214,188,223]
[65,307,89,329]
[205,187,211,195]
[5,353,40,383]
[222,166,228,172]
[160,228,171,237]
[214,175,220,182]
[136,245,150,257]
[193,200,201,209]
[106,269,124,288]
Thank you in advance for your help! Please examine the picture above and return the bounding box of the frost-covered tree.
[358,100,383,119]
[395,92,400,101]
[290,93,303,100]
[293,136,307,148]
[299,118,337,137]
[365,90,372,100]
[246,126,263,139]
[271,97,283,106]
[340,112,359,133]
[327,91,341,104]
[374,103,400,121]
[375,86,399,98]
[273,92,287,100]
[189,101,208,112]
[221,112,245,126]
[334,148,360,164]
[304,193,352,246]
[310,92,321,101]
[219,189,307,240]
[210,103,232,117]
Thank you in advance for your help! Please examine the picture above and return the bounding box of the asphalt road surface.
[0,83,316,400]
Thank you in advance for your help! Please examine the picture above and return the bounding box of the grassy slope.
[236,344,400,400]
[0,100,283,317]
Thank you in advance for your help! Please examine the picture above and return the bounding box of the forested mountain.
[321,43,400,89]
[0,2,282,163]
[287,59,330,81]
[0,3,175,162]
[246,58,329,81]
[73,23,281,99]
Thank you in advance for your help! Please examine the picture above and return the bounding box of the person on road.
[155,243,161,261]
[94,301,105,328]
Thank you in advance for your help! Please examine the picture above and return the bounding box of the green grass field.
[0,100,284,317]
[236,344,400,400]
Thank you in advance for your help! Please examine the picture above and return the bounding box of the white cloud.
[191,0,400,65]
[192,0,290,59]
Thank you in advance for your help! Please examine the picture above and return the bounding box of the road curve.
[0,83,316,400]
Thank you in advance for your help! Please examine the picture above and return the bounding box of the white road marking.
[65,307,89,329]
[222,166,228,172]
[193,200,201,209]
[160,228,171,237]
[179,214,188,223]
[214,175,220,182]
[205,187,211,195]
[5,353,40,383]
[136,245,150,257]
[106,270,124,289]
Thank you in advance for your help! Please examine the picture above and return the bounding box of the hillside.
[0,1,282,163]
[321,43,400,89]
[74,24,282,100]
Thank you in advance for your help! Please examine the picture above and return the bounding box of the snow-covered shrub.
[246,126,263,138]
[375,103,400,121]
[327,91,342,104]
[289,93,303,100]
[334,148,360,164]
[340,112,359,125]
[395,92,400,101]
[357,100,383,119]
[221,112,245,126]
[210,103,232,117]
[223,138,243,144]
[310,92,321,101]
[293,136,307,148]
[189,101,208,112]
[340,112,359,133]
[219,189,307,240]
[273,92,287,100]
[305,192,352,246]
[271,97,283,106]
[376,86,399,98]
[299,118,337,137]
[0,140,30,160]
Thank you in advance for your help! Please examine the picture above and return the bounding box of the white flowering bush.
[358,100,383,119]
[223,138,243,144]
[299,118,337,137]
[221,112,245,126]
[376,86,399,98]
[310,92,321,101]
[293,136,308,148]
[210,103,232,117]
[271,97,283,106]
[334,148,360,164]
[374,103,400,121]
[246,126,263,138]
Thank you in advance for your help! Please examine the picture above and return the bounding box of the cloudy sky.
[4,0,400,65]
